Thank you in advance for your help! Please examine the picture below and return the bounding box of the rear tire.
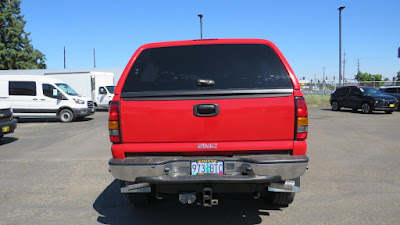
[271,192,295,206]
[59,109,74,122]
[265,192,295,206]
[265,178,299,206]
[127,193,150,207]
[120,180,152,207]
[361,103,372,114]
[331,101,340,111]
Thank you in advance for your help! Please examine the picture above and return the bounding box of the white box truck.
[44,71,114,107]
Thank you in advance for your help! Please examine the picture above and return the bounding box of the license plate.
[389,104,395,108]
[2,126,10,133]
[191,160,223,175]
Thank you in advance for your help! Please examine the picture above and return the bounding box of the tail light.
[295,97,308,140]
[109,101,121,143]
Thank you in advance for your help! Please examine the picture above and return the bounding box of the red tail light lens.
[109,101,121,143]
[109,102,119,121]
[296,97,308,140]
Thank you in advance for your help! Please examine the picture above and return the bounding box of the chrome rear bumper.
[109,155,308,184]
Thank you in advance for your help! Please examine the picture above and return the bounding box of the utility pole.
[93,47,96,68]
[343,50,347,85]
[64,46,66,69]
[322,66,325,105]
[198,14,203,39]
[357,58,360,73]
[338,6,345,87]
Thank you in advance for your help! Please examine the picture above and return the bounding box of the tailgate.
[120,95,294,143]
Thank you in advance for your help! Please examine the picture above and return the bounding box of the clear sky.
[20,0,400,81]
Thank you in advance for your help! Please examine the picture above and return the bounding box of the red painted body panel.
[120,95,295,143]
[111,140,294,159]
[293,140,307,155]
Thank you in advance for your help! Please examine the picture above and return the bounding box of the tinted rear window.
[122,44,292,93]
[9,81,36,96]
[335,88,349,95]
[384,88,397,93]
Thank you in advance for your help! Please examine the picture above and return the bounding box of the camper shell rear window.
[121,44,292,96]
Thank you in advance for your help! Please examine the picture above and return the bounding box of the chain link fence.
[301,80,399,107]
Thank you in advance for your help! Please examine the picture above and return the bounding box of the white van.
[44,71,114,106]
[0,75,95,122]
[96,85,115,107]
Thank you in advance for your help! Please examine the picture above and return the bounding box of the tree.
[355,71,383,87]
[394,71,400,85]
[0,0,46,69]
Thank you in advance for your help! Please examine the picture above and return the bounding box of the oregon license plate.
[2,126,9,133]
[389,104,395,108]
[191,160,223,175]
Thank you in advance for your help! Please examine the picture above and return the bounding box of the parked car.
[379,86,400,110]
[96,85,115,108]
[108,39,309,207]
[330,86,398,114]
[0,102,17,140]
[0,75,95,122]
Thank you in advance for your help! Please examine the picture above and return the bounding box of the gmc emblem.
[197,143,217,150]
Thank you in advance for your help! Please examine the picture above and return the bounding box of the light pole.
[338,6,345,87]
[198,14,203,39]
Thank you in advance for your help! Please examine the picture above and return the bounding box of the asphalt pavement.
[0,108,399,225]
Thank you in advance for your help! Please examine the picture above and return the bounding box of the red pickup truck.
[108,39,308,207]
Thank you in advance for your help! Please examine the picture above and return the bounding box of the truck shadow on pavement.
[0,137,18,146]
[93,180,283,225]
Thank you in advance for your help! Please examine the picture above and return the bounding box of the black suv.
[379,86,400,110]
[0,105,17,140]
[330,86,398,114]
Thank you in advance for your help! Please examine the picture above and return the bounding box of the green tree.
[355,71,383,87]
[394,71,400,85]
[0,0,46,69]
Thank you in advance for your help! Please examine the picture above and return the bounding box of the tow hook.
[203,187,218,207]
